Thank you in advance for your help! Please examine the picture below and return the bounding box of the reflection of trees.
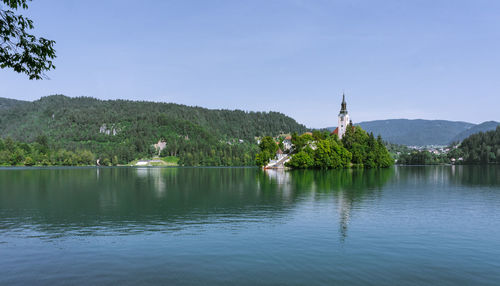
[262,168,394,241]
[449,165,500,186]
[390,165,500,187]
[0,167,295,236]
[0,167,393,240]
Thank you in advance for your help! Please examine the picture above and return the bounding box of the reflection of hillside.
[449,165,500,186]
[5,166,499,242]
[0,168,295,236]
[0,167,394,240]
[391,165,500,187]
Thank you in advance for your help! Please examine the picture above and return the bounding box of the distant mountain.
[0,97,28,111]
[450,121,500,143]
[358,119,475,146]
[327,119,476,146]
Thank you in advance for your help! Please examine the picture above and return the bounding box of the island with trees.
[256,124,394,169]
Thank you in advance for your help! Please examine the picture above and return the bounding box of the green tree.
[255,136,278,166]
[112,155,119,166]
[78,150,95,165]
[0,0,56,79]
[286,126,391,169]
[259,136,278,154]
[255,150,271,167]
[291,132,314,152]
[4,137,15,152]
[350,142,365,165]
[286,150,314,169]
[23,156,34,166]
[0,150,9,164]
[9,147,24,165]
[35,134,49,153]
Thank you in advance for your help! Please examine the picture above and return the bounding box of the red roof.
[285,136,292,140]
[331,126,354,136]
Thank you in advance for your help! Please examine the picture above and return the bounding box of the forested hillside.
[450,121,500,143]
[0,95,307,166]
[356,119,474,146]
[327,119,494,146]
[0,97,28,111]
[456,126,500,164]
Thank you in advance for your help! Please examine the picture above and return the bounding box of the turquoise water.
[1,166,499,285]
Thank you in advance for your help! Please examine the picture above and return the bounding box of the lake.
[1,166,500,285]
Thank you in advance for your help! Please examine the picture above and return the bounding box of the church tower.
[337,93,350,139]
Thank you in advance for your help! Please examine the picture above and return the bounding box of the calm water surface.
[1,166,500,285]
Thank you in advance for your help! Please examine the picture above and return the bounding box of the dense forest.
[456,126,500,164]
[397,150,450,165]
[0,95,307,166]
[392,127,500,165]
[0,136,96,166]
[0,98,27,111]
[256,125,394,169]
[450,121,500,143]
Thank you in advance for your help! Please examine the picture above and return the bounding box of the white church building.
[331,93,352,139]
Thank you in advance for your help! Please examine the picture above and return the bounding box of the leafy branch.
[0,0,56,79]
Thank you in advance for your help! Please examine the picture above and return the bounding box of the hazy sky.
[1,0,499,127]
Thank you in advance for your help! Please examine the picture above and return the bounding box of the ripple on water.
[1,166,500,285]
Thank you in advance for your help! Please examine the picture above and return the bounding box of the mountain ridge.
[450,121,500,143]
[327,119,499,146]
[2,96,498,147]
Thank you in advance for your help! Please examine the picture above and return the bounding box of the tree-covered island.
[255,94,393,169]
[256,124,394,169]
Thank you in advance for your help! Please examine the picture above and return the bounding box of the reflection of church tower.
[337,93,350,139]
[337,190,352,242]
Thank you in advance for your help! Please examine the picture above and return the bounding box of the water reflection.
[390,165,500,187]
[0,166,498,241]
[263,168,393,241]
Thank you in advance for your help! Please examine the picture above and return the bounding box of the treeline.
[458,126,500,164]
[397,151,449,165]
[388,126,500,165]
[0,136,98,166]
[0,95,306,166]
[285,131,352,169]
[341,126,393,168]
[256,125,393,169]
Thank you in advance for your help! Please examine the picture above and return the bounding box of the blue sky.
[1,0,499,127]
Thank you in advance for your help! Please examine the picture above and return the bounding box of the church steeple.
[339,93,348,115]
[337,93,350,139]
